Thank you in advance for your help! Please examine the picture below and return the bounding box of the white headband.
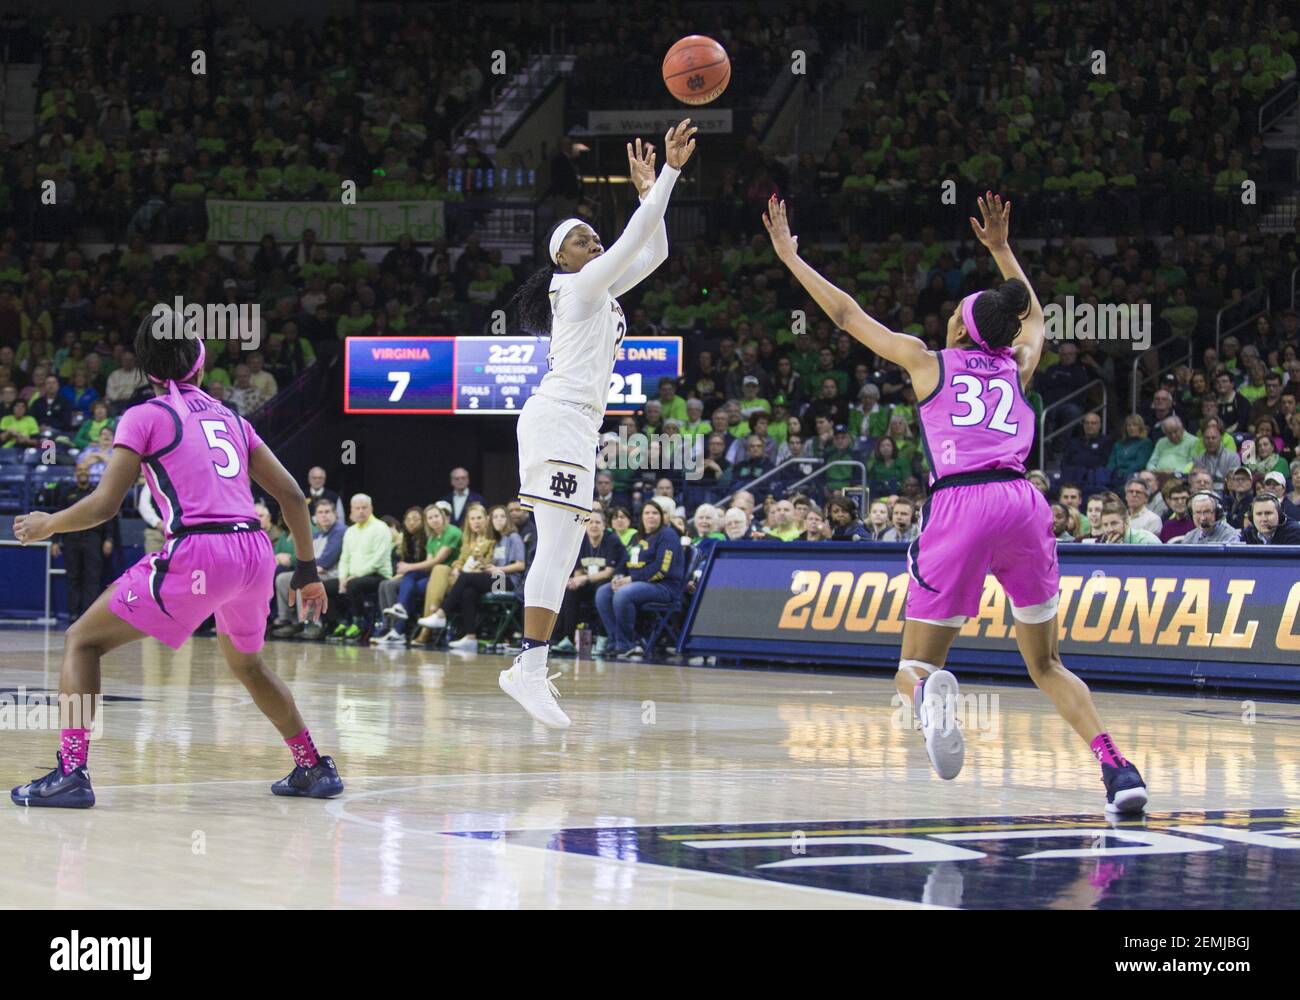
[549,218,587,265]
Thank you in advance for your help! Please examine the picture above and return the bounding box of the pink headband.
[148,337,208,416]
[959,292,992,352]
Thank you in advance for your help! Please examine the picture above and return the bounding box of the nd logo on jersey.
[549,471,578,499]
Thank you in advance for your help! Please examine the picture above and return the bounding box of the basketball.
[662,34,730,105]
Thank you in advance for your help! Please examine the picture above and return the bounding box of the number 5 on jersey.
[201,419,242,478]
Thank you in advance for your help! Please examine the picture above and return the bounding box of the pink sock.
[286,728,320,769]
[61,728,89,773]
[1090,732,1128,768]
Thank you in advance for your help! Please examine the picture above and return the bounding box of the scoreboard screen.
[344,336,683,416]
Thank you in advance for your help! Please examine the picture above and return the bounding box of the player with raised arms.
[764,193,1147,813]
[10,309,343,807]
[499,120,696,728]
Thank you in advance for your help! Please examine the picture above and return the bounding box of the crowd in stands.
[774,0,1296,241]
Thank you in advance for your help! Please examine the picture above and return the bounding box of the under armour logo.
[549,471,578,499]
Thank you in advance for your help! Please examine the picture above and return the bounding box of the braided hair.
[967,278,1032,350]
[505,219,588,336]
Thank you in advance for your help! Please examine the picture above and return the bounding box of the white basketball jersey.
[534,273,626,416]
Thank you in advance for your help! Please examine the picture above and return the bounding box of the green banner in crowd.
[206,200,445,244]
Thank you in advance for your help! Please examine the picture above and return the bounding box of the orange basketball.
[662,35,731,105]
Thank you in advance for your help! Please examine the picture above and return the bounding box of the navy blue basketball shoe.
[271,755,344,798]
[11,753,96,808]
[1101,761,1148,814]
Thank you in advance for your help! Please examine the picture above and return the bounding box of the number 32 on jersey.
[948,374,1020,435]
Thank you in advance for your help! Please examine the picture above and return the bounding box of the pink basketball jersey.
[917,347,1034,485]
[113,384,263,535]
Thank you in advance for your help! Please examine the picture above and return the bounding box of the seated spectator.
[273,498,345,639]
[75,426,116,478]
[595,496,684,658]
[1146,416,1199,474]
[445,505,527,650]
[1089,500,1162,544]
[1244,433,1289,479]
[881,497,919,542]
[609,505,636,547]
[763,498,802,540]
[1193,418,1240,489]
[1134,470,1168,517]
[1122,477,1164,536]
[823,424,865,493]
[731,434,773,494]
[1169,491,1242,544]
[409,503,467,645]
[322,494,393,641]
[721,505,752,540]
[1108,414,1154,486]
[58,366,99,416]
[1,398,40,448]
[1159,481,1194,542]
[801,508,831,541]
[29,374,71,434]
[1240,494,1300,545]
[697,432,733,492]
[1061,411,1112,490]
[1223,467,1257,529]
[72,399,115,448]
[1058,483,1091,537]
[372,506,448,644]
[819,496,864,540]
[552,509,627,655]
[867,435,910,495]
[1052,502,1078,541]
[864,499,891,540]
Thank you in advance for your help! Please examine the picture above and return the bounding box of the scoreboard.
[344,336,682,416]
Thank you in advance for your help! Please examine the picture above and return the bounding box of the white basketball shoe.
[499,646,571,729]
[916,669,965,780]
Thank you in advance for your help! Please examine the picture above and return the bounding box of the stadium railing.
[1215,286,1270,355]
[249,360,329,449]
[1258,80,1298,134]
[784,460,868,512]
[1040,379,1107,470]
[1130,334,1193,414]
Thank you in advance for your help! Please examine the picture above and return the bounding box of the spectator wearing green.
[1146,416,1200,474]
[1108,414,1155,482]
[1240,56,1280,101]
[1070,154,1107,195]
[867,435,911,495]
[822,425,860,492]
[336,300,374,338]
[735,376,771,420]
[681,398,710,444]
[655,379,688,424]
[1161,287,1198,340]
[848,383,890,441]
[1214,150,1249,195]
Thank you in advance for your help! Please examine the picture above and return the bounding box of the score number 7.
[388,371,410,402]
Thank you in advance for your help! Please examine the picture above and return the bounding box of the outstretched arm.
[763,196,936,380]
[609,139,670,297]
[568,121,695,303]
[13,446,142,543]
[969,192,1045,381]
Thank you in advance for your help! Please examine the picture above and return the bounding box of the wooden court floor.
[2,630,1298,909]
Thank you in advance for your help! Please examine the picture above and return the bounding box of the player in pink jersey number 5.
[11,311,342,807]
